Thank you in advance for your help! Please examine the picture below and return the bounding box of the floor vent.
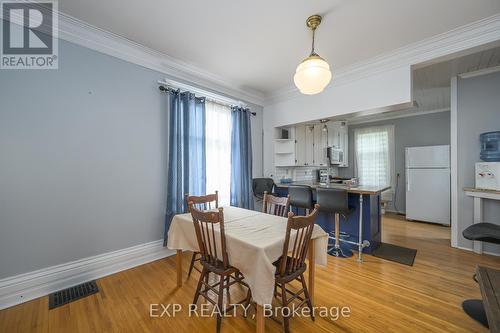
[49,280,99,309]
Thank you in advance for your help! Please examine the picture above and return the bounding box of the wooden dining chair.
[273,204,320,333]
[185,191,218,277]
[262,191,290,217]
[189,204,251,333]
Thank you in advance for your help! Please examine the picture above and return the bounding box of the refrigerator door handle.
[406,171,410,192]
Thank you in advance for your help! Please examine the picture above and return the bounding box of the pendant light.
[294,15,332,95]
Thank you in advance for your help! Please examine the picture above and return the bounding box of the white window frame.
[354,125,395,195]
[205,101,232,206]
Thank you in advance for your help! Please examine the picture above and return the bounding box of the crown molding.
[265,13,500,105]
[54,11,265,106]
[347,108,450,125]
[459,64,500,79]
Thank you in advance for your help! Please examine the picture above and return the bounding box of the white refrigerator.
[405,145,451,225]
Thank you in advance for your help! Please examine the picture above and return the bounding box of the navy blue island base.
[275,182,390,260]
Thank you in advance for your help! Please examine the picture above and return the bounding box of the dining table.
[167,206,329,333]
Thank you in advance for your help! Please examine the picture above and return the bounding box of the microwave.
[476,162,500,190]
[327,146,344,165]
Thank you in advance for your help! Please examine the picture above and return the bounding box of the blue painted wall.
[0,39,263,278]
[339,111,451,213]
[0,40,169,278]
[457,72,500,253]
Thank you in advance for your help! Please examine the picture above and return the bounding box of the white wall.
[249,102,264,177]
[263,65,412,176]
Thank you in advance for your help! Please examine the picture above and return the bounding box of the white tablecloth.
[167,206,328,305]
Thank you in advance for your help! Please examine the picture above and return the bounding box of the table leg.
[357,194,364,263]
[256,304,264,333]
[473,197,483,254]
[308,240,315,305]
[176,250,183,287]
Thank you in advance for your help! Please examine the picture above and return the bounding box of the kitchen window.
[354,125,395,188]
[205,101,232,205]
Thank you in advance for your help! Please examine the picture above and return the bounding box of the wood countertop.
[476,266,500,333]
[464,187,500,195]
[275,181,390,195]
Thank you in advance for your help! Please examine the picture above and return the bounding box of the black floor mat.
[372,243,417,266]
[49,280,99,309]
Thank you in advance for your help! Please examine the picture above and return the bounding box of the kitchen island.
[275,181,390,260]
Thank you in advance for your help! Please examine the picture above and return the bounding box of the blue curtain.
[230,106,254,209]
[164,90,206,244]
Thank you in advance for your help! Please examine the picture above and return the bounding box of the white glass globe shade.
[293,55,332,95]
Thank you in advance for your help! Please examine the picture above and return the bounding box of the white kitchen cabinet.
[293,122,347,167]
[304,126,314,166]
[294,125,328,166]
[274,139,295,166]
[295,125,314,166]
[295,125,306,166]
[338,123,349,167]
[327,122,341,148]
[327,121,349,167]
[313,125,328,166]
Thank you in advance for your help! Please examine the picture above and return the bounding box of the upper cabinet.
[313,125,329,166]
[295,125,306,166]
[295,124,330,167]
[295,125,314,166]
[327,122,340,148]
[340,124,348,167]
[274,139,296,166]
[305,126,315,166]
[274,121,348,168]
[274,127,296,167]
[327,121,349,167]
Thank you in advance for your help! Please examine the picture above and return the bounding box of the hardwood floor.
[1,213,499,332]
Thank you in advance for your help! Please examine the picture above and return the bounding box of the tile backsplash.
[293,167,318,181]
[273,166,338,183]
[274,167,292,181]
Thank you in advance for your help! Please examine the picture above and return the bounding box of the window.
[354,125,395,188]
[205,101,232,205]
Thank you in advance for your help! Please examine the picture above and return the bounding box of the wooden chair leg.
[243,289,252,317]
[225,276,231,303]
[300,274,315,321]
[192,268,205,306]
[188,252,197,277]
[216,276,225,333]
[204,270,210,285]
[281,284,290,333]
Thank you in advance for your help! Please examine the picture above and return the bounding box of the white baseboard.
[0,240,175,310]
[457,245,500,257]
[384,209,406,215]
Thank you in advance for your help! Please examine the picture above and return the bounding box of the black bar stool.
[316,187,354,258]
[461,222,500,328]
[252,178,275,200]
[288,185,314,215]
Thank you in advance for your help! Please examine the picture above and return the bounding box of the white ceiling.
[60,0,500,95]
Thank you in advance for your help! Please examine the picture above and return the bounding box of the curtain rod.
[157,79,256,116]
